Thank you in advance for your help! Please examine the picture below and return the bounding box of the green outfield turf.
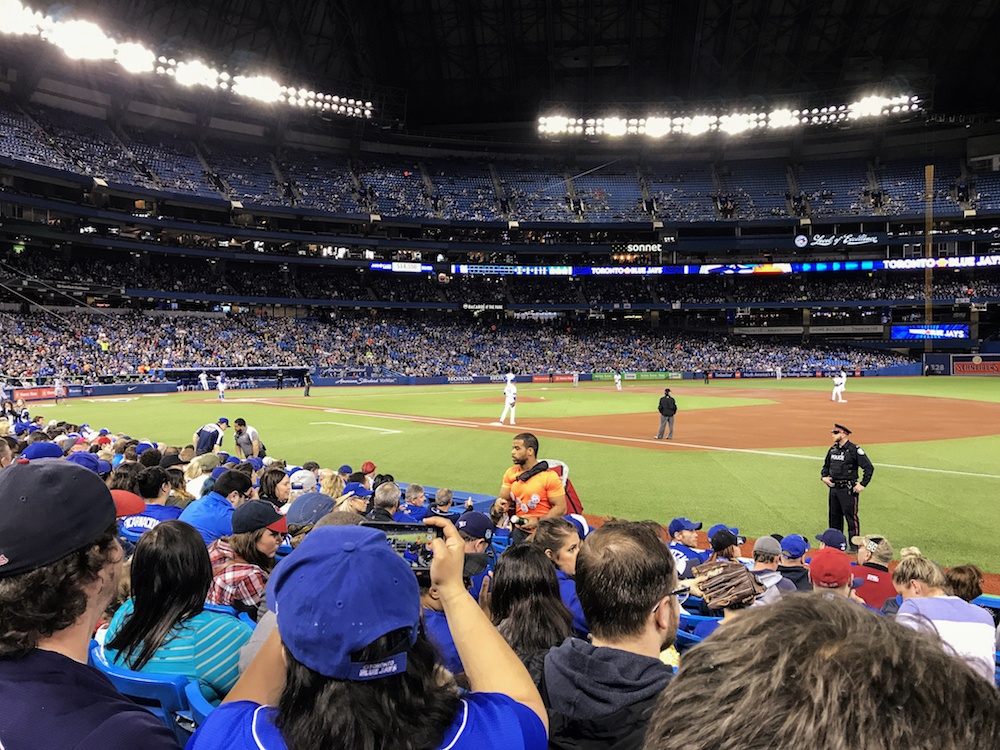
[49,376,1000,570]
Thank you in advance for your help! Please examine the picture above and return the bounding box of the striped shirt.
[896,595,997,683]
[104,599,253,702]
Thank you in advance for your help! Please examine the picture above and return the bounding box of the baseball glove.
[691,560,766,609]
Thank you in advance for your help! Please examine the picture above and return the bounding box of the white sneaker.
[510,422,516,425]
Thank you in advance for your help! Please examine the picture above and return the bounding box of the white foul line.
[260,401,1000,481]
[307,421,401,435]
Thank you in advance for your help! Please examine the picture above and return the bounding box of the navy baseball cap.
[286,492,336,529]
[232,500,287,534]
[210,466,229,480]
[342,481,373,499]
[338,465,353,475]
[248,457,264,471]
[668,517,702,537]
[218,417,229,425]
[0,460,116,579]
[815,528,848,551]
[455,511,495,541]
[781,534,809,559]
[269,526,420,680]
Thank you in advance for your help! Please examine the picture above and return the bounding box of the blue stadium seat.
[88,640,195,744]
[184,681,216,727]
[674,629,703,654]
[679,611,721,633]
[203,603,256,628]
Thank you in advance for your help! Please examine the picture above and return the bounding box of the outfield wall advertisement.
[951,354,1000,376]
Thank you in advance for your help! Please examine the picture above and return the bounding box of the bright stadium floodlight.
[174,59,219,88]
[232,74,282,103]
[684,115,715,136]
[1,0,43,35]
[115,42,155,74]
[644,117,670,138]
[603,117,627,137]
[719,113,753,135]
[1,1,378,119]
[43,19,116,60]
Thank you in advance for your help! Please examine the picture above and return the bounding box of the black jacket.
[658,395,677,416]
[531,638,673,750]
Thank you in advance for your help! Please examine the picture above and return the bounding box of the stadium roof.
[31,0,1000,131]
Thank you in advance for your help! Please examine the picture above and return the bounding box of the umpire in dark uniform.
[655,388,678,440]
[821,423,874,549]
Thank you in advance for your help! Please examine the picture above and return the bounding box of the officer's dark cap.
[664,388,671,394]
[833,423,852,435]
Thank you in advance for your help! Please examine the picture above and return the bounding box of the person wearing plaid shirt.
[207,501,287,619]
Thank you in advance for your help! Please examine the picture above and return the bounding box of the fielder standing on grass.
[821,423,873,549]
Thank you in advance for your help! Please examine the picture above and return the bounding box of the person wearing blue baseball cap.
[193,417,230,456]
[777,534,812,592]
[667,517,703,579]
[186,521,548,750]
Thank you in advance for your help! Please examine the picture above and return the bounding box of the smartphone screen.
[361,521,438,572]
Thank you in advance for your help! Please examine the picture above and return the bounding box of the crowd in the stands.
[0,414,996,749]
[4,247,999,307]
[0,310,913,382]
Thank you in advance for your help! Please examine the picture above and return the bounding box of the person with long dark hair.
[104,520,253,703]
[490,543,573,656]
[258,467,291,508]
[186,520,548,750]
[532,517,588,637]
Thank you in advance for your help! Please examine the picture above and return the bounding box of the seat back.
[674,629,703,654]
[88,640,193,744]
[679,610,722,633]
[184,681,216,727]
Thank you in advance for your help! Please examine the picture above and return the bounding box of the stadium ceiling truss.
[40,0,1000,128]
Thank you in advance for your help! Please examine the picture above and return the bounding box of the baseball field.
[51,375,1000,575]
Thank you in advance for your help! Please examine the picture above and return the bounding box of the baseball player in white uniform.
[831,370,847,402]
[499,379,517,425]
[614,371,622,391]
[199,371,209,390]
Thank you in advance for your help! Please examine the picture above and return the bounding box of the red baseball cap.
[809,547,863,589]
[361,461,377,474]
[110,490,146,518]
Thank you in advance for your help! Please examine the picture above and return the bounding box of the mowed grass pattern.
[50,377,1000,570]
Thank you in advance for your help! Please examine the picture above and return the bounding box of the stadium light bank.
[0,0,374,119]
[538,94,923,139]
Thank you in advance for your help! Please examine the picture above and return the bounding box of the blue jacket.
[556,569,589,638]
[179,491,235,544]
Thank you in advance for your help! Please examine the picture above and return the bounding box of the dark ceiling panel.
[29,0,1000,127]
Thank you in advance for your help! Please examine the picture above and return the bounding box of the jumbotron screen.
[890,325,970,340]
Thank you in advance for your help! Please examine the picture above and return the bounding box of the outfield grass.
[52,376,1000,570]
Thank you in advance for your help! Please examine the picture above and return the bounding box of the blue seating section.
[279,148,359,213]
[424,158,502,220]
[875,160,963,217]
[122,127,220,198]
[572,166,647,222]
[794,158,869,215]
[204,139,285,206]
[356,153,431,217]
[718,160,789,219]
[646,162,718,221]
[496,162,575,221]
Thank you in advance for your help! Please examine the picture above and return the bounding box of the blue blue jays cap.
[780,534,809,559]
[285,492,336,529]
[668,517,702,537]
[815,528,847,552]
[269,526,420,680]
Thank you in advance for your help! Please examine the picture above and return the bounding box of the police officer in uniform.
[821,423,874,549]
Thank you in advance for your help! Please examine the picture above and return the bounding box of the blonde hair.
[184,453,219,481]
[319,473,345,499]
[892,549,945,590]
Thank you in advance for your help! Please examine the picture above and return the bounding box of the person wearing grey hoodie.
[531,521,679,750]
